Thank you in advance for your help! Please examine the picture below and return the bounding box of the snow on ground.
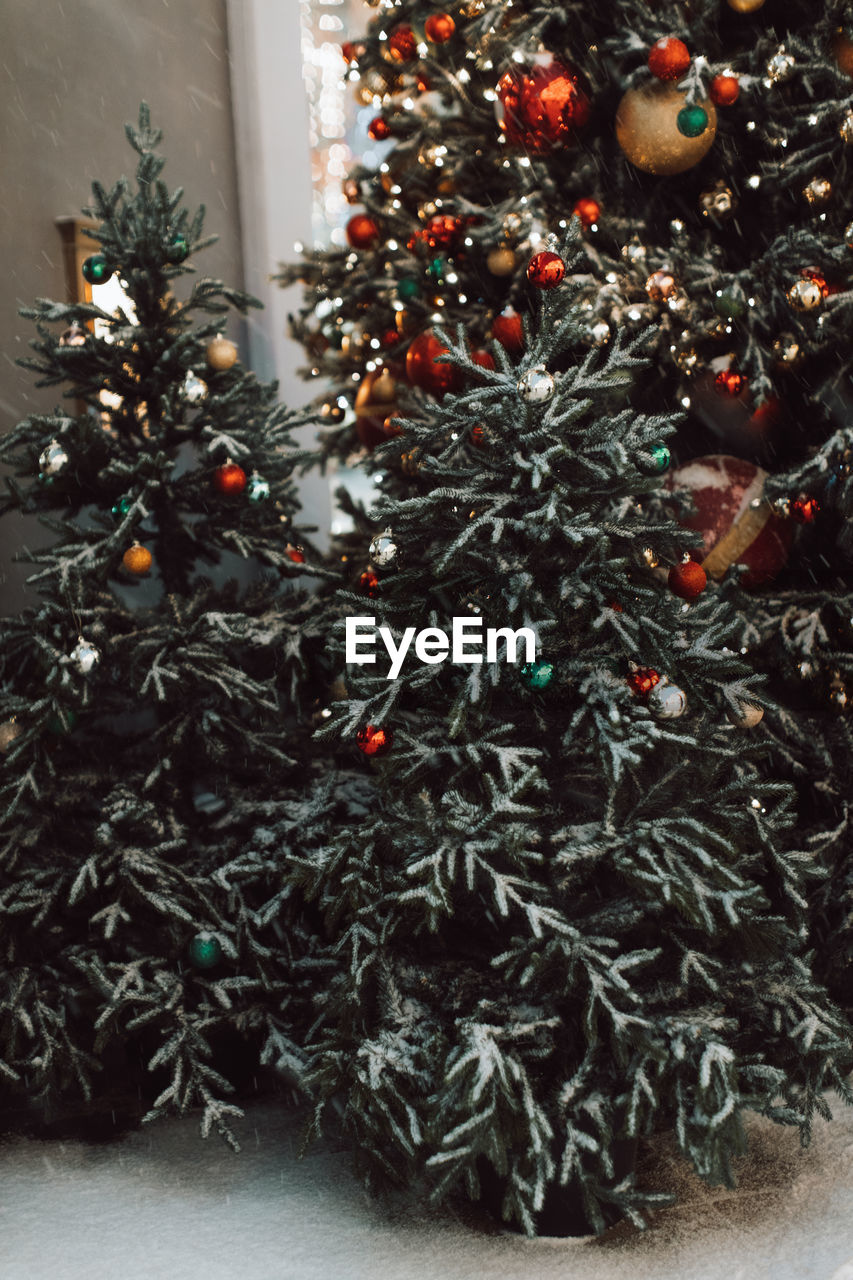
[2,1098,853,1279]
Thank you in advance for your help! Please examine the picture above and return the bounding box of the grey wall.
[0,0,244,609]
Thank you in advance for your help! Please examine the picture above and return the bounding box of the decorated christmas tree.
[280,0,853,1236]
[0,106,326,1141]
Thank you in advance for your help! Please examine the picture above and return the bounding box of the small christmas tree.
[0,106,325,1141]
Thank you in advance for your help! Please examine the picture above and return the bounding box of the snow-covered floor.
[2,1099,853,1280]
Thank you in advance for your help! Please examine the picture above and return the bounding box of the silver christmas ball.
[581,319,611,347]
[766,49,795,84]
[182,370,208,404]
[369,528,398,567]
[247,472,270,502]
[39,439,69,476]
[648,680,687,719]
[70,636,100,675]
[517,366,555,404]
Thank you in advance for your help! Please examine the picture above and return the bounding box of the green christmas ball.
[520,660,554,690]
[676,105,709,138]
[426,256,446,283]
[167,233,189,264]
[640,442,671,475]
[81,254,113,285]
[188,932,222,969]
[397,276,422,301]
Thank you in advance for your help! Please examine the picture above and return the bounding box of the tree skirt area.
[2,1100,853,1280]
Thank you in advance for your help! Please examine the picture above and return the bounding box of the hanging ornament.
[286,544,305,564]
[648,679,687,719]
[700,182,738,222]
[111,495,132,518]
[247,472,271,502]
[470,424,488,447]
[346,214,381,250]
[627,665,660,696]
[425,13,455,42]
[638,442,671,475]
[0,719,21,752]
[833,31,853,78]
[486,246,517,276]
[206,336,238,371]
[572,197,601,228]
[369,528,398,567]
[645,270,678,303]
[426,255,447,283]
[772,334,804,369]
[368,116,392,142]
[787,278,823,312]
[502,211,524,238]
[213,461,248,495]
[517,366,555,404]
[647,37,691,82]
[526,250,565,289]
[122,543,153,575]
[709,74,740,106]
[471,349,496,373]
[188,932,222,969]
[356,724,393,756]
[181,370,207,403]
[343,176,361,204]
[409,214,464,253]
[397,276,422,302]
[491,307,524,355]
[519,660,554,690]
[70,636,100,675]
[727,0,764,9]
[341,40,365,64]
[666,455,791,588]
[355,367,398,448]
[59,323,87,347]
[359,568,381,598]
[580,318,611,347]
[727,701,765,728]
[383,413,403,438]
[39,439,69,476]
[81,254,113,285]
[668,556,707,602]
[789,495,820,524]
[802,177,832,208]
[406,330,461,396]
[715,367,748,398]
[495,53,590,152]
[616,82,716,174]
[765,48,795,83]
[167,233,190,264]
[386,24,417,62]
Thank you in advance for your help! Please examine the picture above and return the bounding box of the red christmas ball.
[666,454,792,589]
[710,74,740,106]
[526,250,566,289]
[791,495,820,524]
[286,545,305,564]
[491,307,524,355]
[359,569,381,597]
[668,557,707,601]
[628,666,660,696]
[368,116,392,141]
[425,12,455,42]
[356,724,393,756]
[346,214,381,250]
[341,41,365,64]
[406,330,461,396]
[573,197,601,227]
[213,462,247,495]
[471,349,496,371]
[495,54,590,153]
[648,36,690,81]
[714,367,748,398]
[387,24,417,62]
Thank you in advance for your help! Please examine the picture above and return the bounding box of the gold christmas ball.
[615,81,717,176]
[833,31,853,78]
[122,543,153,575]
[727,702,765,728]
[645,269,677,302]
[727,0,765,11]
[772,333,804,369]
[803,177,832,207]
[206,336,238,371]
[700,181,738,222]
[0,719,22,752]
[787,278,823,312]
[486,246,517,276]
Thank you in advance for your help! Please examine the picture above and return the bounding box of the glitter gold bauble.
[122,543,153,575]
[206,336,238,371]
[486,246,517,276]
[615,81,717,175]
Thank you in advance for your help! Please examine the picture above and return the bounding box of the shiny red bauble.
[648,36,690,81]
[491,307,524,355]
[526,250,566,289]
[213,462,247,495]
[710,74,740,106]
[573,197,601,227]
[628,666,661,696]
[714,367,748,398]
[406,330,461,396]
[495,54,590,152]
[356,724,393,756]
[346,214,381,250]
[368,116,392,141]
[791,495,820,524]
[286,545,306,564]
[425,12,455,42]
[668,557,708,601]
[387,24,417,62]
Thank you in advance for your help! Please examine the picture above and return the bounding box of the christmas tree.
[0,106,326,1142]
[280,0,853,1235]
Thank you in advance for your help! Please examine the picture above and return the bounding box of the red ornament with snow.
[666,454,792,589]
[491,306,524,356]
[495,53,590,152]
[406,330,461,396]
[648,37,690,81]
